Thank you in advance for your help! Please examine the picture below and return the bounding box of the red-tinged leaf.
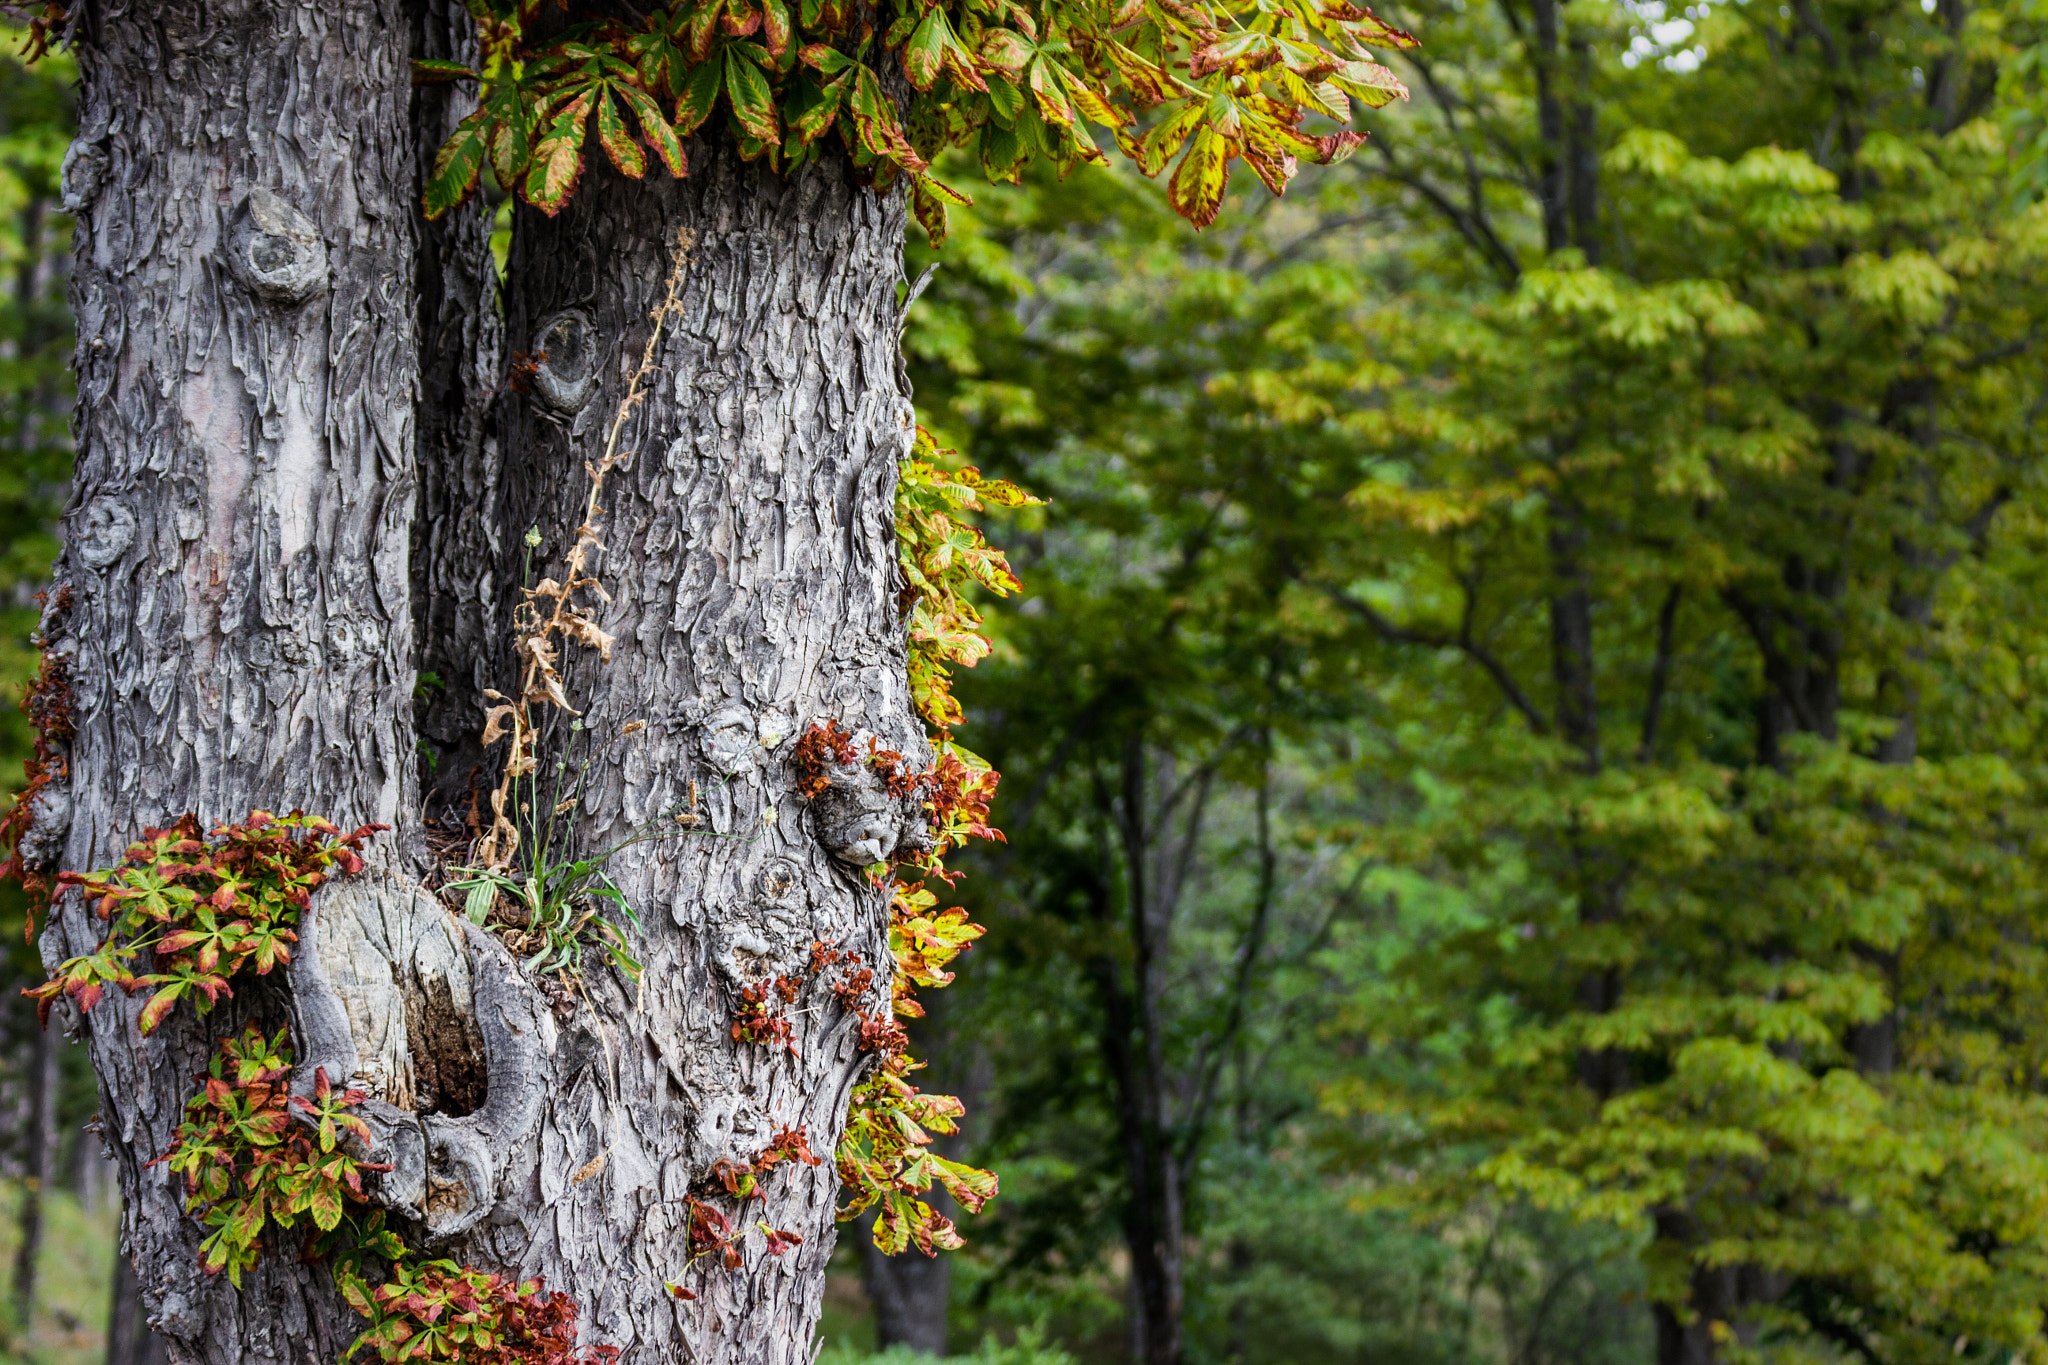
[722,0,763,38]
[980,28,1031,76]
[1134,97,1207,177]
[411,59,480,86]
[417,112,481,218]
[762,0,792,58]
[675,54,725,136]
[1167,124,1231,227]
[790,71,849,145]
[931,1154,999,1211]
[910,174,972,247]
[1318,1,1419,46]
[1329,57,1408,106]
[1239,138,1293,195]
[799,42,854,75]
[610,84,684,179]
[525,92,593,213]
[687,0,728,61]
[1191,29,1271,78]
[665,1281,697,1300]
[139,983,186,1034]
[310,1183,343,1232]
[901,10,942,90]
[850,64,930,173]
[1310,128,1367,163]
[1067,80,1127,128]
[723,47,780,143]
[341,1274,375,1316]
[594,86,647,178]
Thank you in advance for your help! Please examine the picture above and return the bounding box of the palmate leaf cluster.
[340,1259,619,1365]
[420,0,1413,238]
[25,810,384,1033]
[794,412,1031,1259]
[156,1026,395,1287]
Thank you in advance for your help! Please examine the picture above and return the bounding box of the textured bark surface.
[43,6,917,1362]
[42,3,426,1359]
[475,137,917,1364]
[407,0,509,814]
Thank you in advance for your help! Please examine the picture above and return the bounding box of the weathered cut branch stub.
[290,872,553,1242]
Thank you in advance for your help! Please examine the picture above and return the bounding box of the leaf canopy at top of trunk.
[419,0,1415,238]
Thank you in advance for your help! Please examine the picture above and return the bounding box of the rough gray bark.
[407,0,509,814]
[39,2,432,1360]
[478,134,917,1364]
[41,7,918,1365]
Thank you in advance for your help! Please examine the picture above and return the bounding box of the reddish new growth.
[25,811,385,1031]
[501,348,547,396]
[155,1026,392,1286]
[342,1259,618,1365]
[791,719,858,799]
[1,609,72,942]
[793,722,1001,885]
[729,976,801,1055]
[682,1126,822,1274]
[812,940,876,1013]
[858,1013,910,1056]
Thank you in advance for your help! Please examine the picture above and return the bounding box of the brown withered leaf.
[480,704,517,748]
[563,611,615,663]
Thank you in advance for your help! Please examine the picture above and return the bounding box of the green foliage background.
[11,0,2048,1360]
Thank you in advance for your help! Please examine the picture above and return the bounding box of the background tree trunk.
[107,1228,171,1365]
[480,133,916,1365]
[42,2,424,1359]
[10,1023,57,1340]
[860,1215,951,1355]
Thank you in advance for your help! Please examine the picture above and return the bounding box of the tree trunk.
[860,1215,951,1355]
[407,0,509,814]
[860,990,969,1355]
[11,1022,58,1341]
[475,130,917,1364]
[42,2,427,1360]
[107,1229,171,1365]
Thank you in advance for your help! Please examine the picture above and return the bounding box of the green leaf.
[462,879,496,927]
[675,53,726,136]
[723,46,780,143]
[910,174,973,247]
[1167,124,1230,227]
[618,83,689,177]
[594,86,647,179]
[525,91,594,213]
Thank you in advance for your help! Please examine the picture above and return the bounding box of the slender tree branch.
[1320,582,1552,734]
[1637,583,1682,762]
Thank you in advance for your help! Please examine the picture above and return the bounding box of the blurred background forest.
[8,0,2048,1358]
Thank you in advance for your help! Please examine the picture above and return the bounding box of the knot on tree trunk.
[226,187,330,304]
[801,732,934,867]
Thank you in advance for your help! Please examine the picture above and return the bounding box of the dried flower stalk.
[476,228,695,869]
